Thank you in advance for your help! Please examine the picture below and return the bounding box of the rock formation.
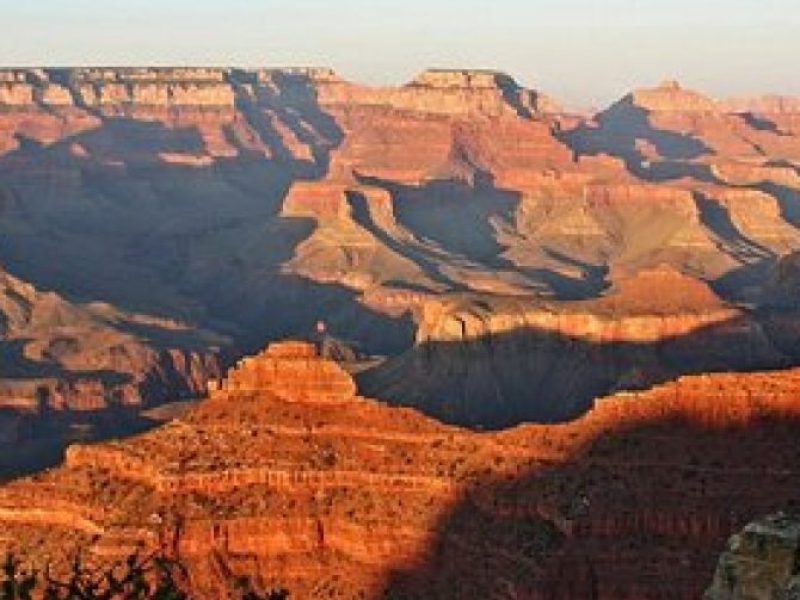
[360,267,788,426]
[1,341,800,598]
[705,513,800,599]
[1,66,800,445]
[0,263,223,478]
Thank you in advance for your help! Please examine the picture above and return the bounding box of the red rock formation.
[209,341,356,401]
[0,341,799,598]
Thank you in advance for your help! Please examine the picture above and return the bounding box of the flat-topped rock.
[0,70,28,84]
[210,341,357,402]
[66,67,229,83]
[253,66,342,84]
[410,69,516,90]
[631,80,718,112]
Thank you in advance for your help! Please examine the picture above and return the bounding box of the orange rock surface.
[0,341,799,599]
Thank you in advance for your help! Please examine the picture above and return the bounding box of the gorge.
[1,65,800,597]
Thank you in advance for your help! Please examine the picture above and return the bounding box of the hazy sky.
[1,0,798,107]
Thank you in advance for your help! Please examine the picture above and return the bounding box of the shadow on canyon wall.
[0,107,413,357]
[378,410,800,599]
[354,172,607,300]
[758,181,800,229]
[739,112,787,136]
[694,192,775,264]
[360,171,518,265]
[358,313,793,428]
[561,96,714,181]
[0,405,165,483]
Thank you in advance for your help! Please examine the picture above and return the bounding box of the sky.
[1,0,798,108]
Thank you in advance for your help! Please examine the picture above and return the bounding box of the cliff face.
[1,341,800,598]
[360,267,788,426]
[0,265,223,407]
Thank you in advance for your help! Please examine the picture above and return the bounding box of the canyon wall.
[1,67,800,469]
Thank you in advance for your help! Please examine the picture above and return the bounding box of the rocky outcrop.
[705,513,800,599]
[0,68,555,118]
[631,80,719,113]
[208,341,356,401]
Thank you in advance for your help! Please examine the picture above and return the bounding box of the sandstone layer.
[0,263,223,479]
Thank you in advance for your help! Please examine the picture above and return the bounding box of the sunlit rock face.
[1,342,800,598]
[1,66,800,442]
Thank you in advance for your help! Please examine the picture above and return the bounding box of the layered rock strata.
[705,513,800,599]
[361,267,789,425]
[1,341,800,598]
[1,67,800,437]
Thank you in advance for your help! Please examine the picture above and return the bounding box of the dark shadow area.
[694,192,774,263]
[379,411,800,598]
[358,313,793,428]
[738,112,788,136]
[765,158,800,175]
[233,273,416,358]
[757,181,800,228]
[230,69,344,176]
[494,73,534,119]
[359,171,518,264]
[560,95,714,180]
[542,248,611,298]
[643,159,719,183]
[0,404,169,482]
[354,172,606,300]
[344,188,464,290]
[711,257,778,303]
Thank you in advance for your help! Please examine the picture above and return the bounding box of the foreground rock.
[1,340,800,598]
[706,513,800,599]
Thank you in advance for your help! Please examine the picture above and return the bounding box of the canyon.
[1,341,799,598]
[1,69,800,438]
[0,68,800,596]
